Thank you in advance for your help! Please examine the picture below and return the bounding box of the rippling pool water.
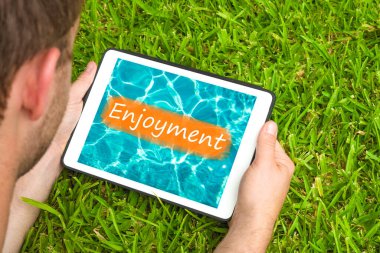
[79,59,256,207]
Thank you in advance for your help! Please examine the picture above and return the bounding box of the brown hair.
[0,0,83,121]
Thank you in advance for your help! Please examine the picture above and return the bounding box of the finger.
[254,121,278,165]
[274,141,295,176]
[70,61,97,100]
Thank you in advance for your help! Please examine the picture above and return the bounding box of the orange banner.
[101,97,231,159]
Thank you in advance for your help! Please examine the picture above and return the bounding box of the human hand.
[52,61,97,152]
[2,62,97,253]
[215,121,295,253]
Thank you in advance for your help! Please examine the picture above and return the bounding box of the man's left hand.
[3,62,97,253]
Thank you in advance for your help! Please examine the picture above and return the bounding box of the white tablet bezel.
[63,49,274,220]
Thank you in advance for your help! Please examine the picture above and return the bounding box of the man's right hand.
[215,121,295,253]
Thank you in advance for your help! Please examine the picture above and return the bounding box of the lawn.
[22,0,379,252]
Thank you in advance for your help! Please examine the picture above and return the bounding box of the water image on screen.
[78,59,256,207]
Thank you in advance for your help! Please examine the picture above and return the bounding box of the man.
[0,1,294,252]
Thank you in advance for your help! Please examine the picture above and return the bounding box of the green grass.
[22,0,379,252]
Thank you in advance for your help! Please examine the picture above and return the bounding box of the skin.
[0,47,65,249]
[215,121,295,252]
[0,17,294,253]
[0,20,97,251]
[2,62,97,252]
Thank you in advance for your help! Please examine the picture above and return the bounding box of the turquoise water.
[78,59,256,207]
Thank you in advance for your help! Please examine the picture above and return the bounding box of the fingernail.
[265,121,277,136]
[85,62,95,73]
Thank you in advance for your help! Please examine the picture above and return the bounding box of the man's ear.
[22,48,61,121]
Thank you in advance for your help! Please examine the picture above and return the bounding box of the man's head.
[0,0,83,177]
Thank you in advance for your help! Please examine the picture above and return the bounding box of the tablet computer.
[63,49,275,220]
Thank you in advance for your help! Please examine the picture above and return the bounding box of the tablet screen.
[77,58,256,208]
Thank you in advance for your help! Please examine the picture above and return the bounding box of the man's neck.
[0,130,19,250]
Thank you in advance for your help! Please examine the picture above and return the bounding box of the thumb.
[254,121,278,165]
[71,61,97,100]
